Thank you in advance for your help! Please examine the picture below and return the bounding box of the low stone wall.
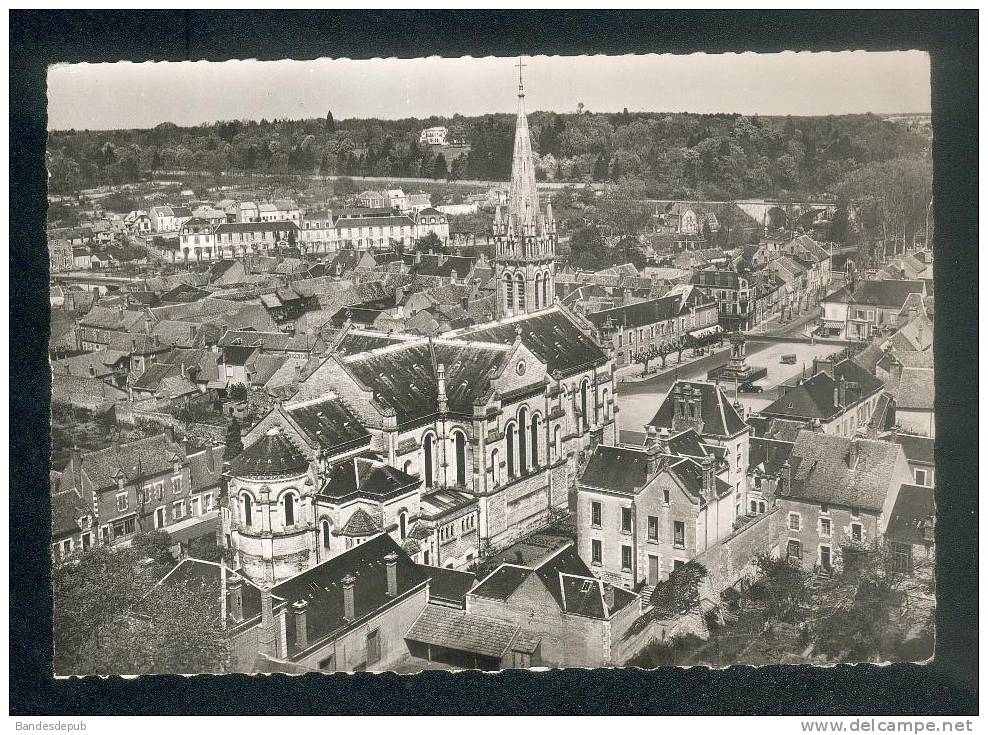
[115,402,225,441]
[694,507,783,599]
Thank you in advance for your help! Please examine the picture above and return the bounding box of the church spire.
[508,56,539,236]
[493,58,557,319]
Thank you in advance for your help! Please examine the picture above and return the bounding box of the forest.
[47,108,931,204]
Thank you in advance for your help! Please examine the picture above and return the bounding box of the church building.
[223,68,620,586]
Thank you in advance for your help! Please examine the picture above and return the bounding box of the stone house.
[775,430,912,573]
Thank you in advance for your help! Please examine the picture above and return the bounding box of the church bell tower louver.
[493,57,557,317]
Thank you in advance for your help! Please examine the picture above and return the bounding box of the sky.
[47,51,931,131]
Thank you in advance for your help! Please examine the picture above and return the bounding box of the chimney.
[144,313,152,335]
[779,459,791,496]
[847,440,859,468]
[645,428,663,476]
[813,358,834,378]
[342,574,356,621]
[292,599,309,651]
[227,577,244,623]
[384,552,399,597]
[258,587,276,656]
[701,455,716,499]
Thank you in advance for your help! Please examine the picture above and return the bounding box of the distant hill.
[47,110,931,202]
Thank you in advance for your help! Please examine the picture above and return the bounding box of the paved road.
[616,337,838,433]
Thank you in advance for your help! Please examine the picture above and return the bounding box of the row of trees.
[631,331,726,374]
[47,109,930,202]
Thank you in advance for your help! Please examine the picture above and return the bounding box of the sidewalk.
[616,346,731,384]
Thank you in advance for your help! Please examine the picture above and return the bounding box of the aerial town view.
[46,52,936,675]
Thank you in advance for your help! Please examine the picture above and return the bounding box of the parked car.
[739,382,764,393]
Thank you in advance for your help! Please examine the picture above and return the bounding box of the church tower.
[493,58,557,317]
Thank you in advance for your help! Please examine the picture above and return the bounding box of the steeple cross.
[516,56,526,94]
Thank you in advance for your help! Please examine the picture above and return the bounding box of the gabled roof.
[469,544,636,620]
[824,279,926,309]
[71,434,186,491]
[892,368,934,411]
[886,484,935,546]
[761,359,884,421]
[783,430,904,512]
[892,433,934,465]
[452,306,608,377]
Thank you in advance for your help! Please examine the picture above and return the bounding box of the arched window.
[506,424,516,478]
[515,273,526,311]
[518,407,528,475]
[454,431,467,487]
[423,433,435,488]
[403,460,413,476]
[530,413,541,468]
[554,425,563,460]
[504,274,514,310]
[399,512,408,540]
[242,493,253,528]
[321,519,331,548]
[542,270,550,308]
[283,492,296,527]
[602,388,610,420]
[580,379,590,432]
[490,448,500,487]
[534,273,543,310]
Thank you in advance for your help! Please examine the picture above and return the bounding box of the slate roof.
[586,292,700,331]
[784,430,904,512]
[748,437,795,476]
[893,433,935,465]
[470,544,635,620]
[647,381,747,438]
[422,566,478,608]
[405,605,520,659]
[75,434,186,490]
[824,279,926,309]
[50,349,128,378]
[885,484,935,546]
[214,221,300,234]
[51,374,127,411]
[889,314,933,352]
[229,428,309,479]
[893,368,934,411]
[188,444,225,492]
[453,306,608,377]
[341,339,511,425]
[580,445,650,493]
[51,486,91,538]
[762,360,884,421]
[321,457,419,502]
[340,508,381,537]
[470,565,532,601]
[274,533,428,657]
[284,397,371,452]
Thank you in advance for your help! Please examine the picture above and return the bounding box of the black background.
[10,10,978,715]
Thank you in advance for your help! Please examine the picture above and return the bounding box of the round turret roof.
[229,426,309,479]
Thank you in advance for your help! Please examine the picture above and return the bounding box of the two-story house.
[776,430,912,573]
[577,427,735,591]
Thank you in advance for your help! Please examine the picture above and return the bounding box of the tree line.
[48,109,929,204]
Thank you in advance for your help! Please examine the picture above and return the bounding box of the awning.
[405,605,519,659]
[688,324,723,340]
[821,319,845,328]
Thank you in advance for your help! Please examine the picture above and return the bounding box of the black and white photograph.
[11,11,977,719]
[42,47,943,676]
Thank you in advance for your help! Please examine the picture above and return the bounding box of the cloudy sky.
[47,51,930,130]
